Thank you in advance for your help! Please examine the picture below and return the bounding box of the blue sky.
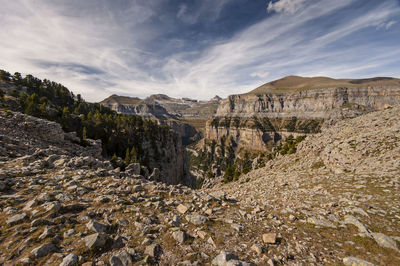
[1,0,400,102]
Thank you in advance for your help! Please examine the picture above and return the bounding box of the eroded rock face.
[206,85,400,151]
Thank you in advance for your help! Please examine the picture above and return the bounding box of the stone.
[39,226,54,239]
[177,204,189,214]
[116,250,134,266]
[197,230,207,239]
[85,233,110,249]
[172,230,186,243]
[170,215,181,227]
[231,224,243,232]
[31,218,51,227]
[133,185,144,192]
[31,242,57,258]
[60,253,79,266]
[0,181,6,191]
[23,199,39,211]
[307,217,336,228]
[63,229,75,238]
[186,214,208,225]
[211,251,239,265]
[43,201,61,212]
[109,256,123,266]
[86,220,108,233]
[149,168,160,181]
[6,213,27,225]
[251,244,263,255]
[343,215,371,235]
[343,257,376,266]
[126,163,141,175]
[145,243,162,257]
[95,196,111,203]
[262,233,277,244]
[371,233,399,251]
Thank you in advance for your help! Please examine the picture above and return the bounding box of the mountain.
[207,76,400,151]
[100,93,221,127]
[188,75,400,184]
[248,76,400,94]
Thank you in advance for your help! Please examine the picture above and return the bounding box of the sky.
[1,0,400,102]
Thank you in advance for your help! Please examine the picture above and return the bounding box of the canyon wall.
[206,86,400,151]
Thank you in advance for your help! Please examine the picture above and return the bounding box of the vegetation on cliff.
[0,69,178,171]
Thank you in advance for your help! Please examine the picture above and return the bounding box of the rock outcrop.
[206,76,400,151]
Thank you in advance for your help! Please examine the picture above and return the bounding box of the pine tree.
[130,146,137,163]
[124,147,130,165]
[82,127,87,140]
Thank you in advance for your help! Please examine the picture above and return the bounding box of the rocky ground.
[0,107,399,265]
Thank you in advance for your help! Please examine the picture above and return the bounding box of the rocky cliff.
[100,94,221,122]
[206,76,400,151]
[100,94,221,144]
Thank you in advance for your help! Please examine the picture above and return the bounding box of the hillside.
[209,105,400,265]
[0,103,398,265]
[249,76,400,94]
[0,70,193,187]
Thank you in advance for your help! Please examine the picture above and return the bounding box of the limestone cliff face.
[139,129,194,187]
[206,77,400,151]
[216,86,400,119]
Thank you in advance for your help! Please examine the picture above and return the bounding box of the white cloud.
[376,20,397,29]
[267,0,308,14]
[250,71,270,78]
[0,0,399,102]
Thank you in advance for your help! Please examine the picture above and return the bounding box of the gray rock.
[86,220,108,233]
[0,181,6,191]
[211,251,239,265]
[85,233,110,249]
[186,214,209,225]
[343,215,371,235]
[170,215,181,227]
[109,256,123,266]
[109,250,133,266]
[307,216,336,228]
[172,230,186,243]
[59,253,78,266]
[145,243,162,257]
[42,201,61,212]
[63,229,75,238]
[126,163,141,175]
[371,232,399,251]
[343,257,376,266]
[6,213,27,225]
[31,218,51,227]
[39,226,54,239]
[23,199,39,211]
[31,242,57,258]
[231,224,243,232]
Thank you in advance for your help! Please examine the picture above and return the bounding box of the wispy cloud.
[267,0,308,14]
[0,0,399,101]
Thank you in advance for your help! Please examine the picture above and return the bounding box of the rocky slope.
[206,76,400,152]
[1,102,399,265]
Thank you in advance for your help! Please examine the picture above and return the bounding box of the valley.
[0,71,399,265]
